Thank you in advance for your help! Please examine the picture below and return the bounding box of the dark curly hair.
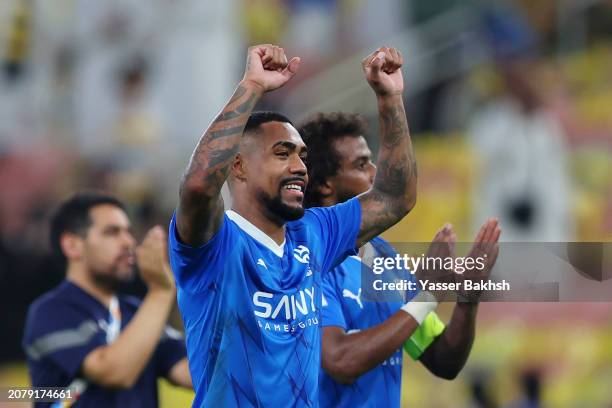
[298,112,368,208]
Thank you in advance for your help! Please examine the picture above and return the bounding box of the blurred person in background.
[23,191,191,407]
[505,368,544,408]
[466,369,498,408]
[169,44,418,407]
[469,5,572,241]
[299,112,501,408]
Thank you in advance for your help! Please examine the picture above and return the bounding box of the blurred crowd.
[1,0,612,406]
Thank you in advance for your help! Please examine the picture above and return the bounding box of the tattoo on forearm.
[373,99,416,198]
[379,104,406,148]
[183,84,258,194]
[217,90,258,122]
[208,125,250,142]
[358,97,417,245]
[228,85,247,103]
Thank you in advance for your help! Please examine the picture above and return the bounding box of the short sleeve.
[168,212,234,292]
[154,326,187,378]
[23,301,105,384]
[371,237,419,303]
[320,275,347,330]
[302,197,362,275]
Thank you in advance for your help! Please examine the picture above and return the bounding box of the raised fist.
[362,46,404,97]
[242,44,301,93]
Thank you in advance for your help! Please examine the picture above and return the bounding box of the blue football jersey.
[319,237,417,408]
[168,197,361,407]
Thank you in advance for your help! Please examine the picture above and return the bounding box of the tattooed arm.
[357,47,417,247]
[177,45,300,246]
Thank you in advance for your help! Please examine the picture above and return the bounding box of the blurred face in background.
[239,121,309,223]
[325,135,376,205]
[499,58,542,112]
[74,204,137,289]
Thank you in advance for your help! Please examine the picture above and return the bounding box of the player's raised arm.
[177,45,300,246]
[356,47,417,247]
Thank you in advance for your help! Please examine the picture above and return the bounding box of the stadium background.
[0,0,611,406]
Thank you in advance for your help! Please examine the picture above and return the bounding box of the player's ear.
[318,179,334,197]
[60,232,85,261]
[231,153,247,181]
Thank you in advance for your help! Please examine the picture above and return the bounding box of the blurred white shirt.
[469,98,573,242]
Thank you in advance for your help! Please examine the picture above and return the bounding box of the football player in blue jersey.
[23,191,191,408]
[298,112,501,407]
[169,44,418,407]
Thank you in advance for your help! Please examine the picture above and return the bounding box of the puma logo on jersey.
[293,245,310,264]
[342,288,363,309]
[257,258,267,269]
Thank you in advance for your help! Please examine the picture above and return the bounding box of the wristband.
[404,311,446,360]
[400,291,438,324]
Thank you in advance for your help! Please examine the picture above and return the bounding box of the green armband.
[403,311,445,360]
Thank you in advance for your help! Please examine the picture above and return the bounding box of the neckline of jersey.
[63,280,115,310]
[226,210,286,257]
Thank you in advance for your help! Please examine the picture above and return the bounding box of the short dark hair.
[50,191,126,270]
[298,112,368,208]
[244,111,294,135]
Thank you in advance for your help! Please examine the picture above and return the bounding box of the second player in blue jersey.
[298,112,501,407]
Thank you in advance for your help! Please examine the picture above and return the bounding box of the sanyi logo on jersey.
[252,287,319,333]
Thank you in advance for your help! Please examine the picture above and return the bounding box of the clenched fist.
[242,44,301,93]
[362,46,404,97]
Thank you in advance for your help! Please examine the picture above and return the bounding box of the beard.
[258,188,305,223]
[90,263,134,292]
[91,273,123,291]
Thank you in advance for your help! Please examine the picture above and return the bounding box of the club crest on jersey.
[293,245,310,263]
